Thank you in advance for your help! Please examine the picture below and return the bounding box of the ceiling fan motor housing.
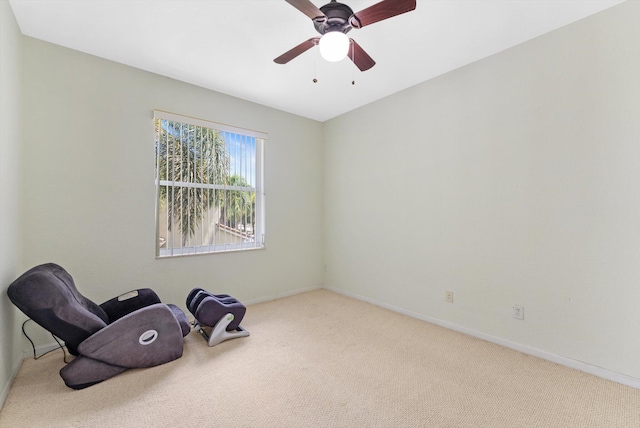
[276,0,417,71]
[314,2,354,35]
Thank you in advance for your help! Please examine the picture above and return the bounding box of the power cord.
[21,319,70,364]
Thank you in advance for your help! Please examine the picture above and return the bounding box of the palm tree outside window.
[154,110,265,257]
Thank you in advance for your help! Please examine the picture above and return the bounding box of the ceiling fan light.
[319,32,349,62]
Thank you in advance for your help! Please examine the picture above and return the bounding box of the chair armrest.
[77,304,183,368]
[99,288,161,322]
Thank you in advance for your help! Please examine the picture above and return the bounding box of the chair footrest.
[194,313,250,347]
[186,288,250,347]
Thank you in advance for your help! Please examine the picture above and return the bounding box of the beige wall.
[2,0,639,402]
[324,1,640,381]
[20,37,324,310]
[0,0,25,405]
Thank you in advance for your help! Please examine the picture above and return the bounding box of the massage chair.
[7,263,190,389]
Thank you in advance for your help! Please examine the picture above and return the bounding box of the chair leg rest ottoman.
[185,288,249,347]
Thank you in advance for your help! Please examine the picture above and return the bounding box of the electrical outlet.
[513,305,524,320]
[445,291,454,303]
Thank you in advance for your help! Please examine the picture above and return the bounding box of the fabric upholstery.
[186,288,246,331]
[59,357,128,390]
[7,263,189,389]
[99,288,161,322]
[7,263,108,355]
[168,304,191,337]
[78,304,183,367]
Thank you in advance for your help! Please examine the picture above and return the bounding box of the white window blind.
[154,110,265,257]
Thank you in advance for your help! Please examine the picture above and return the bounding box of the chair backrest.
[7,263,109,355]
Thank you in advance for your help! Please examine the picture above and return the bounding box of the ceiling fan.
[274,0,417,72]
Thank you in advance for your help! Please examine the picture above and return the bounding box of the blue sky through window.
[158,119,256,187]
[224,131,256,187]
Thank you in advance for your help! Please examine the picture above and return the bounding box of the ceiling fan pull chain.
[351,42,355,85]
[313,59,318,83]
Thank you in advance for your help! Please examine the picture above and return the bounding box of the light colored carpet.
[1,289,639,427]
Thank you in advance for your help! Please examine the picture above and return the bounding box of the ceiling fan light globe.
[319,32,349,62]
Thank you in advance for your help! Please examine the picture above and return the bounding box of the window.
[154,110,265,257]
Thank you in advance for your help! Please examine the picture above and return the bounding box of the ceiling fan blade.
[285,0,326,20]
[348,39,375,71]
[349,0,416,29]
[274,38,320,64]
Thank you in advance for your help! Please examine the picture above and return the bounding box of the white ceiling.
[9,0,626,122]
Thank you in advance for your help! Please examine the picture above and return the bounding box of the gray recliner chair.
[7,263,190,389]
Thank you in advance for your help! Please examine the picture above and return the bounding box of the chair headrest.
[7,263,108,354]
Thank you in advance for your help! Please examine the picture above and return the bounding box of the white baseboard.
[324,286,640,390]
[1,342,67,410]
[244,285,322,306]
[22,342,66,359]
[182,286,322,325]
[0,357,23,411]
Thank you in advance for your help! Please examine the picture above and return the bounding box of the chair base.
[194,312,250,347]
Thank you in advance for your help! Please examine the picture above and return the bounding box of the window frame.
[154,110,266,258]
